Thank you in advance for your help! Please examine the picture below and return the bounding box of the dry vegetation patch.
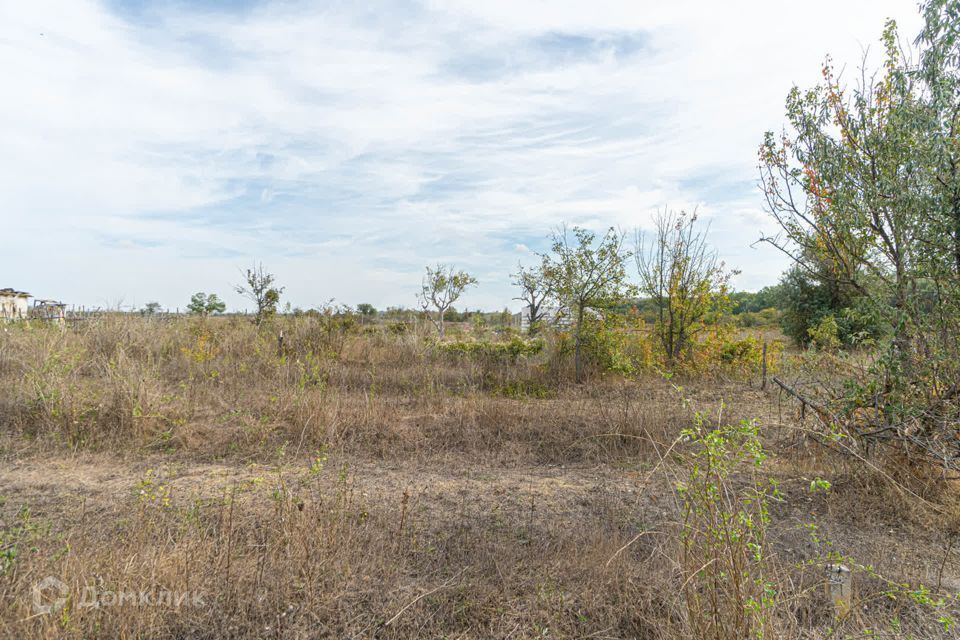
[0,317,958,638]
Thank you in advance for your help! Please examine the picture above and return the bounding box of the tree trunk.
[891,265,913,379]
[666,299,676,364]
[952,188,960,275]
[574,305,585,384]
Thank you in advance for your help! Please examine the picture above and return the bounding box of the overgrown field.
[1,315,958,639]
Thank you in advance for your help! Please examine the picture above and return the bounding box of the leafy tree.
[730,286,784,314]
[206,294,227,315]
[777,265,838,347]
[187,292,226,316]
[759,6,960,467]
[916,0,960,275]
[356,303,377,317]
[441,306,463,323]
[235,263,283,326]
[511,259,554,335]
[141,301,162,316]
[541,226,634,383]
[636,210,734,363]
[186,294,204,315]
[775,255,882,348]
[417,264,477,337]
[760,21,930,361]
[498,306,514,328]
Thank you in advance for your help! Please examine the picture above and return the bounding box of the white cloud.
[0,0,924,310]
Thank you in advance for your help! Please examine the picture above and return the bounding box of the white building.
[0,288,31,321]
[519,305,570,333]
[518,304,607,334]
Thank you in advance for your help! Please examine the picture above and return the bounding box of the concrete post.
[826,564,853,618]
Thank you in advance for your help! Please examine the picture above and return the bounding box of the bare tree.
[511,259,554,335]
[417,264,477,337]
[235,262,284,326]
[636,209,733,363]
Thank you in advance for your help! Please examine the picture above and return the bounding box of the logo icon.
[32,576,69,615]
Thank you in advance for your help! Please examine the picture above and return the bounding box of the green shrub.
[387,321,410,335]
[580,316,654,377]
[678,416,780,639]
[438,336,544,362]
[778,265,884,348]
[808,314,841,351]
[494,379,552,399]
[735,307,781,328]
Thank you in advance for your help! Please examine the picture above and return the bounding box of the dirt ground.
[4,429,958,598]
[2,320,958,637]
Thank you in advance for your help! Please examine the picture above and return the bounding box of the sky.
[0,0,925,312]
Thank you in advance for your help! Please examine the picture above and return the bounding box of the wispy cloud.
[0,0,922,310]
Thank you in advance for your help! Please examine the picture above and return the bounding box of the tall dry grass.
[0,315,957,638]
[0,315,710,462]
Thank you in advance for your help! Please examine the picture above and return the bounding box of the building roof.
[0,288,30,297]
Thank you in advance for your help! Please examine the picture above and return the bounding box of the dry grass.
[0,315,958,638]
